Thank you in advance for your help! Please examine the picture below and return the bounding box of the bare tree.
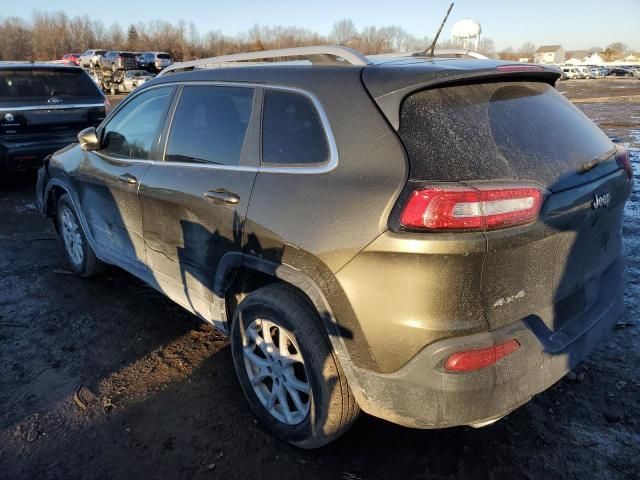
[108,23,125,50]
[478,37,496,57]
[518,41,536,57]
[330,19,357,46]
[603,42,628,60]
[0,17,33,60]
[498,46,517,60]
[127,25,139,51]
[0,11,537,63]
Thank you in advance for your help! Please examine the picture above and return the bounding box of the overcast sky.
[3,0,639,51]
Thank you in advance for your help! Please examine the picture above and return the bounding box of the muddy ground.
[1,78,639,480]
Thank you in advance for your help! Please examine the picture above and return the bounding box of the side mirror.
[78,127,100,151]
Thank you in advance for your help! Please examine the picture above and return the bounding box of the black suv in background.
[99,51,138,72]
[0,64,106,174]
[36,47,633,448]
[137,52,174,73]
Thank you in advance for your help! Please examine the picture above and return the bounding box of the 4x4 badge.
[592,192,611,210]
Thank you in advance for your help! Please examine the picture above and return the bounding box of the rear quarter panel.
[243,69,408,370]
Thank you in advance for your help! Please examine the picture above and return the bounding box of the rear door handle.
[204,189,240,205]
[118,173,138,185]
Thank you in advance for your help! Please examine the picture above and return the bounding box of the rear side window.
[157,54,171,59]
[0,69,101,100]
[398,82,613,185]
[262,90,329,165]
[166,85,253,166]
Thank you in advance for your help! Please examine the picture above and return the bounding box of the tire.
[56,194,102,277]
[230,284,359,449]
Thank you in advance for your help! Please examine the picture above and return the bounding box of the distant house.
[534,45,565,64]
[518,57,531,63]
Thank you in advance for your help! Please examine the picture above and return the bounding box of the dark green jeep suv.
[36,46,633,448]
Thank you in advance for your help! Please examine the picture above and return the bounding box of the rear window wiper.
[579,148,616,174]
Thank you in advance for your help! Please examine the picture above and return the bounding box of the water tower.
[451,19,482,50]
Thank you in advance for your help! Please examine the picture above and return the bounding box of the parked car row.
[560,64,640,80]
[64,50,174,73]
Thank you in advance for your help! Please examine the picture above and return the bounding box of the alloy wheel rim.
[242,318,311,425]
[61,207,83,267]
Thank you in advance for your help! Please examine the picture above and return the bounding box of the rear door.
[76,85,175,270]
[139,84,260,325]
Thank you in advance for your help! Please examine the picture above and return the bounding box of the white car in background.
[78,49,106,69]
[561,66,580,79]
[575,66,594,79]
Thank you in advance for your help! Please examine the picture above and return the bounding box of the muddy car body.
[36,46,633,448]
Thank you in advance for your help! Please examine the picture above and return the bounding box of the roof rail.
[158,45,371,76]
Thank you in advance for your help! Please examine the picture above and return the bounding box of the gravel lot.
[1,78,639,480]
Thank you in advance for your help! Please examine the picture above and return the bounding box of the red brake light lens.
[400,186,543,231]
[444,339,521,372]
[615,145,633,179]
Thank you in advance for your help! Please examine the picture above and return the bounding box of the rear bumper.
[349,255,625,429]
[0,136,76,172]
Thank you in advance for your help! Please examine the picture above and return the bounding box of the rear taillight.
[615,145,633,180]
[400,186,543,231]
[444,339,520,372]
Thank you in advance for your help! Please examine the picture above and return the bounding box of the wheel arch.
[42,178,101,258]
[216,252,368,410]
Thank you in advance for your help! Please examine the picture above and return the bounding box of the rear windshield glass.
[157,54,171,59]
[398,82,614,185]
[0,68,101,100]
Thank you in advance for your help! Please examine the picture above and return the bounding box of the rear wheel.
[56,194,102,277]
[230,284,359,448]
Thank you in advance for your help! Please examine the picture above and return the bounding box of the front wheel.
[56,194,102,277]
[230,284,359,448]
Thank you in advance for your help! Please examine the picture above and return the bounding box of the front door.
[76,85,175,269]
[139,84,260,326]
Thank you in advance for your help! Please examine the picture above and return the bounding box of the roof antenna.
[417,2,454,57]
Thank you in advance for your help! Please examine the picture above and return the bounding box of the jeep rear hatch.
[373,62,632,335]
